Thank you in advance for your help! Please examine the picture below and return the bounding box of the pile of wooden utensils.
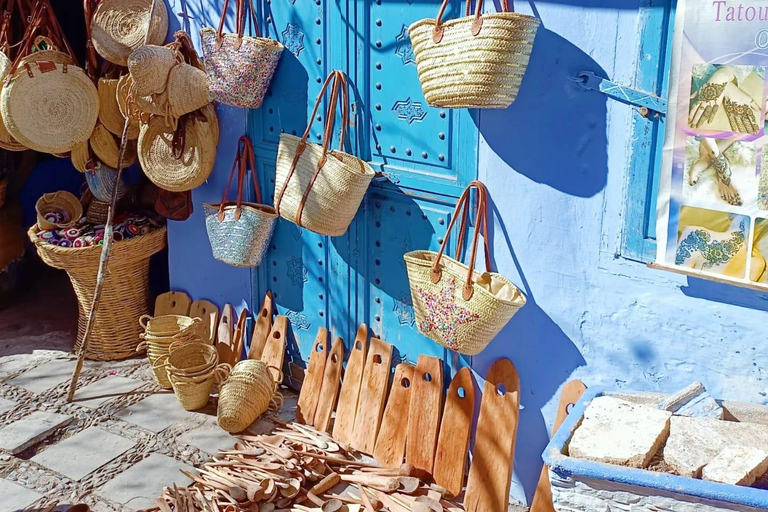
[151,421,463,512]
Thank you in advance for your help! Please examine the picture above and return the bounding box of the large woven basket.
[217,359,282,433]
[274,71,374,236]
[199,0,283,109]
[28,225,167,361]
[404,182,525,355]
[1,62,99,154]
[137,107,218,192]
[91,0,169,66]
[408,0,540,109]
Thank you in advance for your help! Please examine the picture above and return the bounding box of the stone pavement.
[0,349,298,512]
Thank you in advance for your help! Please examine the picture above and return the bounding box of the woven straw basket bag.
[218,359,282,433]
[404,181,526,355]
[204,135,277,267]
[274,71,374,236]
[166,62,214,119]
[137,106,218,192]
[200,0,283,109]
[409,0,540,108]
[91,0,169,66]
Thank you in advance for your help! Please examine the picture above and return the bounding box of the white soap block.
[703,446,768,486]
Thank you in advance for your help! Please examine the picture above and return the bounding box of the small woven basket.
[85,162,127,203]
[408,0,540,108]
[137,107,217,192]
[28,225,167,361]
[138,321,204,389]
[274,71,374,236]
[36,191,83,230]
[86,199,109,225]
[217,359,282,433]
[127,44,177,96]
[91,0,169,66]
[166,62,213,119]
[139,314,202,337]
[1,62,99,154]
[169,362,230,410]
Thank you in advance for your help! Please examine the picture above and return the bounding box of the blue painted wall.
[167,0,768,507]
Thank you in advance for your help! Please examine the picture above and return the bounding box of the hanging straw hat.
[91,0,169,66]
[137,110,217,192]
[1,62,99,154]
[98,78,139,139]
[90,124,137,169]
[127,45,177,96]
[167,63,213,119]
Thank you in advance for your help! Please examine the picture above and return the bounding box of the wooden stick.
[66,118,131,402]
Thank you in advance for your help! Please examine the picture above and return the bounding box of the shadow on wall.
[681,276,768,313]
[475,26,609,198]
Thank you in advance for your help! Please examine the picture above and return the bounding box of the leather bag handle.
[218,135,263,222]
[430,181,492,301]
[274,70,350,226]
[216,0,260,46]
[432,0,510,43]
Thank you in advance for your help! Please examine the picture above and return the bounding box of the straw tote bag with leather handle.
[204,135,277,268]
[200,0,283,108]
[274,70,374,236]
[2,2,99,154]
[404,181,526,355]
[409,0,540,108]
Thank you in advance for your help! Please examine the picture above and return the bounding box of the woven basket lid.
[127,44,177,96]
[138,110,217,192]
[167,63,213,119]
[1,62,99,154]
[90,124,137,169]
[91,0,169,66]
[0,52,24,151]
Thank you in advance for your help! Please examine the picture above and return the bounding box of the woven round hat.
[90,124,137,169]
[0,52,24,152]
[1,62,99,154]
[127,45,177,96]
[98,78,139,139]
[137,110,217,192]
[118,73,169,119]
[36,191,83,230]
[167,63,213,119]
[91,0,169,66]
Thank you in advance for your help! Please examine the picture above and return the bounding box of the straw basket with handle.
[204,135,277,267]
[36,191,83,230]
[274,70,374,236]
[404,181,526,355]
[408,0,540,109]
[217,359,283,433]
[200,0,283,109]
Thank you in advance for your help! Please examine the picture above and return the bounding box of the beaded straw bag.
[404,181,526,355]
[200,0,283,109]
[274,70,374,236]
[204,135,277,268]
[409,0,540,108]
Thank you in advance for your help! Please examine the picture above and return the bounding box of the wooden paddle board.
[530,380,587,512]
[313,336,344,432]
[464,358,521,512]
[296,328,328,424]
[248,291,273,360]
[155,291,191,317]
[216,304,235,367]
[261,315,288,383]
[406,355,443,478]
[332,324,368,444]
[350,337,392,454]
[189,299,218,345]
[373,363,415,468]
[433,367,476,497]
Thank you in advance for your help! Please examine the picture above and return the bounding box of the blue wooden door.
[249,0,479,380]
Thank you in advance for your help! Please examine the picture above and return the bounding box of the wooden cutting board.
[296,328,328,424]
[189,299,218,345]
[530,380,587,512]
[350,337,393,454]
[313,336,345,432]
[406,355,443,478]
[332,324,368,444]
[216,304,235,367]
[248,291,273,360]
[464,358,521,512]
[154,291,191,317]
[261,315,288,383]
[432,367,476,497]
[373,363,415,468]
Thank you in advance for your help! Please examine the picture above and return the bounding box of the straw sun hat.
[91,0,169,66]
